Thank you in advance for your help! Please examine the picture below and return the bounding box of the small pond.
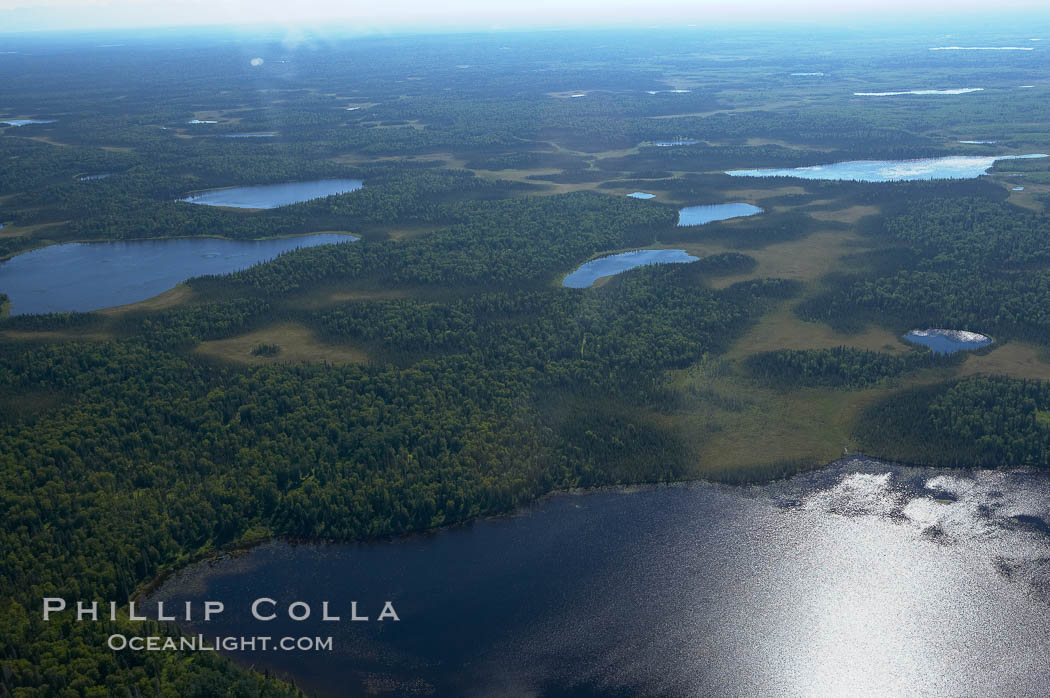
[563,249,698,288]
[903,329,992,354]
[678,202,763,226]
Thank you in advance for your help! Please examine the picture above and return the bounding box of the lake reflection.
[148,458,1050,697]
[0,234,357,315]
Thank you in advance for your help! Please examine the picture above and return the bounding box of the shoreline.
[0,229,360,263]
[134,452,1041,605]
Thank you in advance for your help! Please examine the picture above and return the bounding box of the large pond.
[0,234,356,315]
[562,249,698,288]
[678,202,763,226]
[726,154,1048,181]
[903,329,992,354]
[147,458,1050,697]
[181,179,364,209]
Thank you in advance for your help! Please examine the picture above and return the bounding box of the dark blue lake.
[147,458,1050,698]
[903,329,992,354]
[0,234,357,315]
[562,249,698,288]
[678,202,763,226]
[181,179,364,209]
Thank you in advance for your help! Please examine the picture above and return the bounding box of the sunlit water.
[903,329,993,354]
[562,249,699,288]
[854,88,984,96]
[726,154,1048,181]
[929,46,1034,51]
[148,458,1050,697]
[1,119,56,126]
[180,179,364,209]
[678,202,763,226]
[0,234,357,314]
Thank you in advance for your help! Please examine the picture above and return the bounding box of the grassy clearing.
[686,380,890,477]
[959,342,1050,381]
[724,185,808,200]
[809,204,879,223]
[0,221,69,239]
[21,135,71,148]
[725,300,905,359]
[1004,180,1048,212]
[97,284,196,315]
[195,322,367,365]
[469,168,600,195]
[676,226,872,289]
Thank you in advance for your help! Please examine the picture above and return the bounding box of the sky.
[2,0,1050,34]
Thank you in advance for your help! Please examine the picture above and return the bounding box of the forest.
[2,24,1050,697]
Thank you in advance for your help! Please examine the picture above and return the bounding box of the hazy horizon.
[3,0,1050,35]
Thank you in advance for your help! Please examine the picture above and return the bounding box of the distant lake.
[652,140,698,147]
[76,173,112,181]
[1,119,56,126]
[929,46,1034,51]
[678,202,763,226]
[854,88,983,96]
[903,329,992,354]
[563,249,698,288]
[726,154,1048,181]
[181,179,364,209]
[0,234,356,315]
[627,192,655,199]
[148,458,1050,698]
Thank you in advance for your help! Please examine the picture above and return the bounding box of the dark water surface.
[181,179,364,208]
[0,234,356,314]
[148,458,1050,697]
